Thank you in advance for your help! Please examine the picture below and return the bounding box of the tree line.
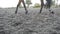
[19,0,60,8]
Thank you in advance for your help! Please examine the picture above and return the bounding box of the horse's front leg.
[15,0,21,14]
[22,0,28,14]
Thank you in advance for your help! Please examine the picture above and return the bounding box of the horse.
[15,0,54,14]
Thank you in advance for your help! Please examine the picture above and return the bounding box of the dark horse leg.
[39,0,44,13]
[15,0,21,14]
[15,0,28,14]
[22,0,28,14]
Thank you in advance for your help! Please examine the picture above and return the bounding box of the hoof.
[39,11,42,14]
[15,11,17,14]
[39,10,42,14]
[15,13,17,14]
[15,12,17,14]
[51,11,54,14]
[25,11,28,14]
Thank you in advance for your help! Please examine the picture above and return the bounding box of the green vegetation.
[33,3,41,8]
[19,0,60,8]
[26,0,32,8]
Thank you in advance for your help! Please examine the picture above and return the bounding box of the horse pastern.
[51,11,54,14]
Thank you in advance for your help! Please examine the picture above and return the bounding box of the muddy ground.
[0,8,60,34]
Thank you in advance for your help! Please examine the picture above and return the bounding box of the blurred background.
[0,0,60,8]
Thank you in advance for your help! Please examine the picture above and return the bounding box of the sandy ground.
[0,8,60,34]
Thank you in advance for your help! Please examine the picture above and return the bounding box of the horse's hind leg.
[22,0,28,14]
[46,0,54,14]
[49,9,54,14]
[39,5,43,13]
[48,5,54,14]
[39,0,44,13]
[15,0,21,14]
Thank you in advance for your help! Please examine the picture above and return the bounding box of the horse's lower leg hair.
[49,8,54,14]
[47,6,54,14]
[48,5,54,14]
[22,0,28,14]
[15,1,21,14]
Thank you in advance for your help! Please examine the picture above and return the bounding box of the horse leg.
[22,0,28,14]
[48,5,54,14]
[39,0,44,13]
[39,5,43,13]
[49,9,54,14]
[46,0,54,14]
[15,0,21,14]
